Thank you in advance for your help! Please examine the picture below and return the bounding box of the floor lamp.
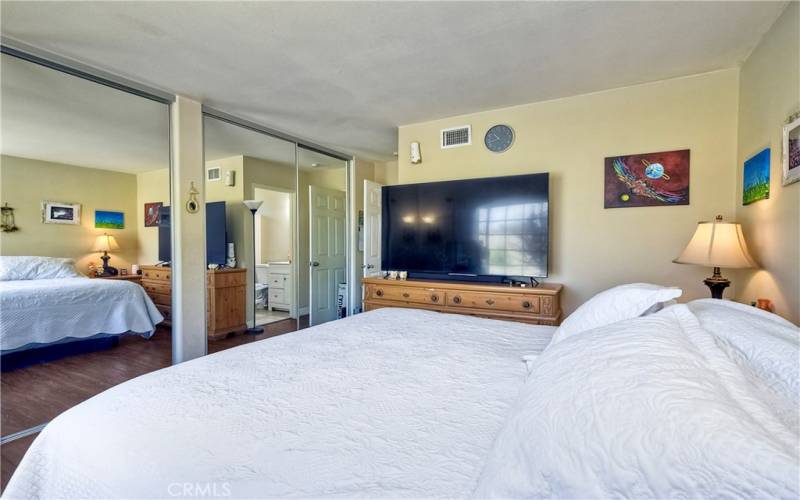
[243,200,264,335]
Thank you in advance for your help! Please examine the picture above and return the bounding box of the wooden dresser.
[140,265,247,340]
[362,277,562,326]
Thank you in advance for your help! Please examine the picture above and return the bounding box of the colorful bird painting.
[604,149,690,208]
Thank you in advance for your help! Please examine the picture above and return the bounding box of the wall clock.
[484,124,514,153]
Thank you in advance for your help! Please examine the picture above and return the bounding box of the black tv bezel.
[381,172,550,283]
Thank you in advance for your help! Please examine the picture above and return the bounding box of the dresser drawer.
[446,291,540,314]
[269,288,286,304]
[208,270,246,288]
[142,269,170,281]
[142,280,170,296]
[267,275,288,289]
[368,285,444,305]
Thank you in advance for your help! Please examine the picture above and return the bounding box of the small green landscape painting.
[743,148,770,205]
[95,210,125,229]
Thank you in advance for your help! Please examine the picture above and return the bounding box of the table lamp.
[673,215,757,298]
[93,233,120,276]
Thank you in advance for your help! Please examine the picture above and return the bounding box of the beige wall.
[735,3,800,324]
[254,187,292,264]
[398,69,740,315]
[136,168,170,265]
[0,155,139,273]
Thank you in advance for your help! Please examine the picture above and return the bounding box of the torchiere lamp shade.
[673,217,757,269]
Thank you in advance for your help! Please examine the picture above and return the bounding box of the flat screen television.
[381,173,549,281]
[158,201,228,266]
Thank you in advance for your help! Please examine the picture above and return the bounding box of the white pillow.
[550,283,682,345]
[0,256,84,281]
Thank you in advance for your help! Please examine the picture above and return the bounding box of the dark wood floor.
[0,317,306,491]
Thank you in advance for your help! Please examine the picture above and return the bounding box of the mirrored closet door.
[0,50,172,471]
[203,114,300,351]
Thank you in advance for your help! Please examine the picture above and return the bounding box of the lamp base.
[703,267,730,299]
[245,327,264,335]
[100,253,119,276]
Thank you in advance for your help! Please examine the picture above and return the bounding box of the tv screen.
[158,201,228,266]
[381,173,549,279]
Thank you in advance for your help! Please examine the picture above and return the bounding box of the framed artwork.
[42,201,81,225]
[783,114,800,186]
[604,149,690,208]
[144,202,163,227]
[95,210,124,229]
[743,148,770,205]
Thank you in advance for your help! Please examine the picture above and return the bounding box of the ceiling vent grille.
[441,125,471,149]
[207,166,221,182]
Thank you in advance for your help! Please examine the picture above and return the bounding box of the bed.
[3,295,798,498]
[0,257,163,363]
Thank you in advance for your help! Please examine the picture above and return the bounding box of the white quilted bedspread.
[475,300,800,498]
[0,278,163,351]
[3,308,553,499]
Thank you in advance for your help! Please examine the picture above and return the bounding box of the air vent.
[441,125,471,149]
[207,166,221,182]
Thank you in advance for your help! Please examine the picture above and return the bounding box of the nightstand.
[92,274,142,283]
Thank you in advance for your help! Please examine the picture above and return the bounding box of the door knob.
[366,264,375,269]
[311,261,320,267]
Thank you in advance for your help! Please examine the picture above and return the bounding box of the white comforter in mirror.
[0,277,163,351]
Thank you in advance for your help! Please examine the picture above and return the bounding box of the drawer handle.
[452,295,461,304]
[485,299,495,305]
[402,292,410,298]
[431,294,439,303]
[523,301,532,309]
[375,289,384,297]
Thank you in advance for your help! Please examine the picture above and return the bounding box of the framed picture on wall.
[42,201,81,225]
[95,210,125,229]
[783,114,800,186]
[144,202,162,227]
[604,149,690,208]
[743,148,770,205]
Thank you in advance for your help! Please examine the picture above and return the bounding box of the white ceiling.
[0,53,345,173]
[0,1,788,161]
[1,53,170,173]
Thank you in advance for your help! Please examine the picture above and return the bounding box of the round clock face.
[484,124,514,153]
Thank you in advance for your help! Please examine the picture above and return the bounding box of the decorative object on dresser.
[93,233,120,276]
[264,262,294,316]
[362,277,562,326]
[243,199,265,334]
[140,265,247,339]
[673,215,758,299]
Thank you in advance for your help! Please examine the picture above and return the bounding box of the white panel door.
[363,179,383,278]
[309,185,347,326]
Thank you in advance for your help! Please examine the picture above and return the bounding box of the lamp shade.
[93,233,120,252]
[673,216,757,269]
[243,200,263,212]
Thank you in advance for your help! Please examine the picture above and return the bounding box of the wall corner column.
[170,95,207,363]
